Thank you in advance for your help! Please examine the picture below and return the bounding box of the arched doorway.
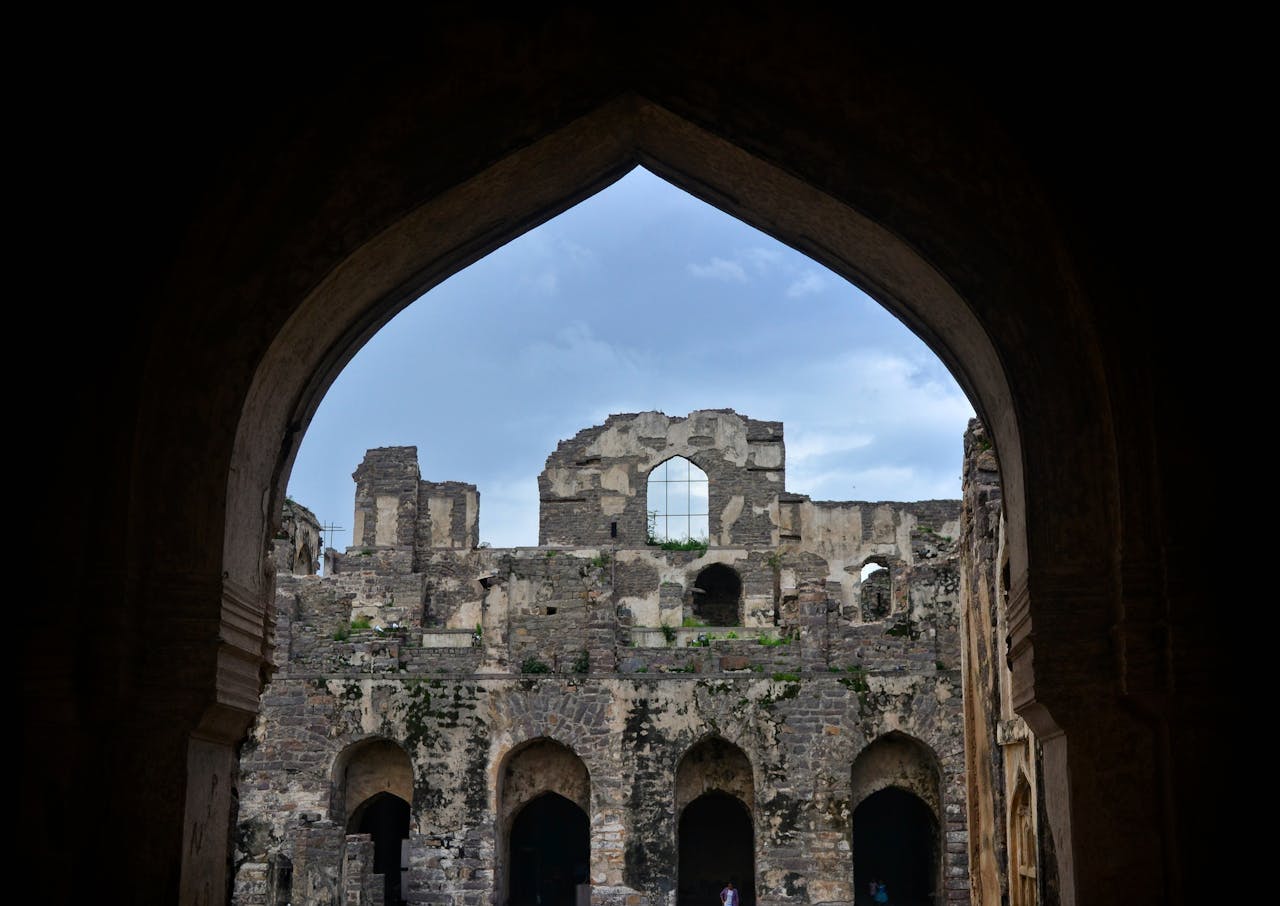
[849,732,943,906]
[34,20,1209,906]
[331,738,415,906]
[852,787,937,906]
[498,738,592,905]
[692,564,742,626]
[678,791,754,906]
[348,792,410,906]
[675,737,755,905]
[197,77,1162,906]
[1010,775,1038,906]
[509,792,590,906]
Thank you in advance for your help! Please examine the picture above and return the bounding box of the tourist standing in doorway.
[720,880,739,906]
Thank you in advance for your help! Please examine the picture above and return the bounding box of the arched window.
[647,457,709,543]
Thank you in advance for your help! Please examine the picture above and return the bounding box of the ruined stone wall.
[278,498,322,576]
[236,542,969,906]
[538,410,784,548]
[958,420,1052,906]
[237,675,965,906]
[415,480,479,558]
[352,447,421,575]
[235,416,978,906]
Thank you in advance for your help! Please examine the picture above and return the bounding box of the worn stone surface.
[234,413,971,905]
[959,421,1053,906]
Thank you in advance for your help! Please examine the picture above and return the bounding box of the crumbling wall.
[278,498,322,576]
[236,670,966,906]
[415,479,479,558]
[351,447,421,575]
[235,415,978,906]
[538,410,784,547]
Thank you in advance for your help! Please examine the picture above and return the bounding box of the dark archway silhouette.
[46,31,1205,901]
[348,792,410,906]
[853,787,937,906]
[509,792,589,906]
[693,564,742,626]
[678,792,754,906]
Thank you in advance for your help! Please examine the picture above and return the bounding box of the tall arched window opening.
[647,457,709,544]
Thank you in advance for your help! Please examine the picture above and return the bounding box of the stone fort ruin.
[233,410,1038,906]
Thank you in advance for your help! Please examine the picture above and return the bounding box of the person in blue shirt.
[720,880,739,906]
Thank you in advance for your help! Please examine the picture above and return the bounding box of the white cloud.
[786,270,826,298]
[688,256,748,282]
[806,351,973,428]
[741,246,782,273]
[521,269,560,295]
[517,321,649,379]
[787,430,874,462]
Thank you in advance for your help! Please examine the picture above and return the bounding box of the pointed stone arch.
[850,732,943,906]
[197,88,1144,903]
[497,738,592,905]
[331,737,415,828]
[330,738,414,906]
[691,563,742,626]
[675,736,756,906]
[1010,771,1038,906]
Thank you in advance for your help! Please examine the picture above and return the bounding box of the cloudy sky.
[288,168,974,551]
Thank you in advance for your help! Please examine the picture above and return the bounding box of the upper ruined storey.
[538,410,784,547]
[235,411,973,906]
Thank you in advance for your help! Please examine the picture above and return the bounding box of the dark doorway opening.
[853,787,937,906]
[348,792,410,906]
[509,792,590,906]
[678,792,754,906]
[693,564,742,626]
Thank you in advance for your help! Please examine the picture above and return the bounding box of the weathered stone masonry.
[233,410,973,906]
[957,421,1052,906]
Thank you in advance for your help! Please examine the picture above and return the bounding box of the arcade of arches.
[34,16,1221,906]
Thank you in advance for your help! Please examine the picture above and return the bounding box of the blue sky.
[288,168,974,550]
